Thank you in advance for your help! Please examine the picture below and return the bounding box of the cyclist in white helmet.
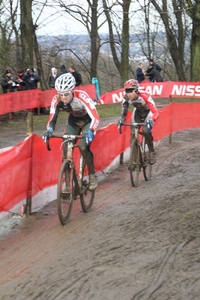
[43,73,100,191]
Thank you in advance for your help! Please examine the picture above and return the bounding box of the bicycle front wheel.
[57,160,74,225]
[80,162,95,212]
[130,139,140,187]
[143,139,152,181]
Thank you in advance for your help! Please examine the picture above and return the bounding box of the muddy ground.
[0,105,200,299]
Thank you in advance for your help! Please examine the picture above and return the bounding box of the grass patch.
[96,103,122,118]
[31,103,123,130]
[182,214,190,219]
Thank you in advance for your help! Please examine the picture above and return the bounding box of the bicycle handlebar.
[119,122,147,134]
[46,134,84,151]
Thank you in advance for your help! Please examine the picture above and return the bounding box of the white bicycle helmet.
[55,73,76,93]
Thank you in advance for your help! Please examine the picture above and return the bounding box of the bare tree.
[0,0,21,74]
[150,0,191,81]
[102,0,131,85]
[53,0,107,80]
[20,0,48,89]
[185,0,200,81]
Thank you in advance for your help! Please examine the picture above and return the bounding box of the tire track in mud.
[132,240,194,300]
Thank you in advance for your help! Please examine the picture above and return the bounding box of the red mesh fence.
[1,103,200,212]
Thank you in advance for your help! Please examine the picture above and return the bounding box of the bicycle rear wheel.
[57,160,74,225]
[130,139,140,187]
[143,139,152,181]
[80,162,95,212]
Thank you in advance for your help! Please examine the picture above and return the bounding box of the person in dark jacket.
[149,58,161,72]
[136,62,145,83]
[24,68,40,90]
[16,69,27,91]
[1,69,18,93]
[68,65,82,86]
[23,68,40,114]
[146,59,162,82]
[57,64,68,78]
[145,66,163,82]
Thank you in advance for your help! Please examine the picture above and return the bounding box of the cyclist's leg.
[143,111,156,165]
[130,109,137,164]
[79,123,97,191]
[130,109,143,164]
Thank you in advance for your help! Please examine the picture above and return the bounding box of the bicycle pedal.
[61,190,71,198]
[82,179,87,186]
[62,190,71,194]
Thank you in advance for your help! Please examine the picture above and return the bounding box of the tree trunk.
[90,0,100,79]
[20,0,34,69]
[33,34,46,90]
[190,1,200,81]
[103,0,131,86]
[120,0,131,85]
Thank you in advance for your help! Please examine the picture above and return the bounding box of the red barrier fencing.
[100,81,200,104]
[0,84,96,115]
[1,81,200,115]
[1,102,200,213]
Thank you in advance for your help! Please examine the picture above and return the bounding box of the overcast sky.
[35,2,108,36]
[34,1,142,37]
[6,0,144,36]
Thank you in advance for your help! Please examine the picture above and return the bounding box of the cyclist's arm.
[47,96,60,130]
[76,90,100,132]
[140,92,159,122]
[120,96,129,122]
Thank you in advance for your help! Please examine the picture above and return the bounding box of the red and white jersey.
[121,91,159,122]
[47,90,100,132]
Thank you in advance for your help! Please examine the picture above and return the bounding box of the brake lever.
[119,124,122,134]
[46,137,51,151]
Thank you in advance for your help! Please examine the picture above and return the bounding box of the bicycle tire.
[143,138,152,181]
[57,160,74,225]
[130,139,140,187]
[80,161,95,212]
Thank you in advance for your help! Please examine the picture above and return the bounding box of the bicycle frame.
[61,135,84,196]
[46,133,95,225]
[133,125,147,167]
[119,122,152,186]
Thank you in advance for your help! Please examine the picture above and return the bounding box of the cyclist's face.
[125,90,138,100]
[59,92,73,104]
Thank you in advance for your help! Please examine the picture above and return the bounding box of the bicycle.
[46,134,95,225]
[119,122,152,187]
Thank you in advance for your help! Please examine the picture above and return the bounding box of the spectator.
[24,68,40,90]
[16,69,27,91]
[149,58,161,73]
[23,68,40,114]
[68,65,82,86]
[146,59,162,82]
[48,67,58,89]
[146,66,163,82]
[1,69,18,93]
[136,62,145,83]
[57,64,68,78]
